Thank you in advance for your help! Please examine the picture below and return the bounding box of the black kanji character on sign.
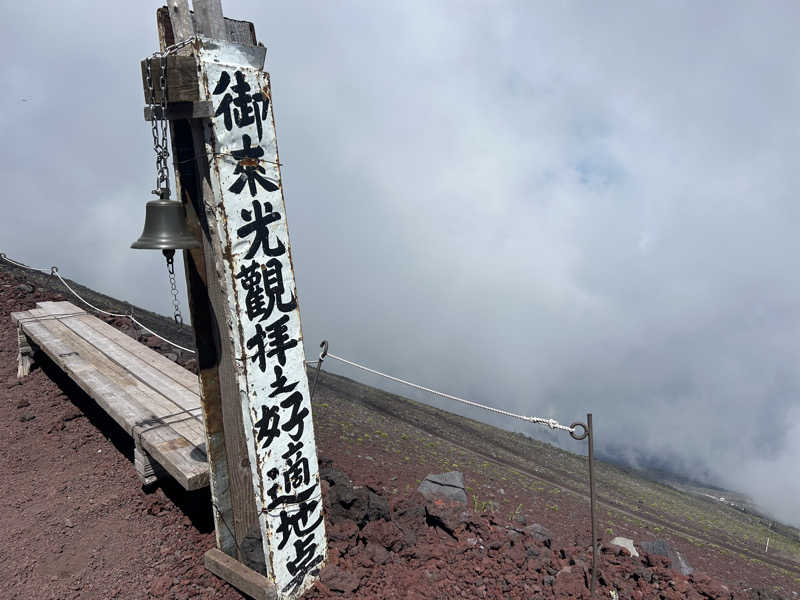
[282,534,324,594]
[269,365,298,397]
[275,498,322,550]
[263,258,296,317]
[253,404,280,449]
[235,261,268,321]
[237,200,285,259]
[245,315,298,372]
[246,322,269,372]
[266,479,317,511]
[264,314,298,366]
[213,70,270,140]
[281,440,303,459]
[280,390,308,442]
[229,134,279,197]
[283,450,310,493]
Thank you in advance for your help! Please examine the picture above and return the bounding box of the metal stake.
[571,413,597,596]
[310,340,328,401]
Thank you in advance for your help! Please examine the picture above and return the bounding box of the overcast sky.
[2,1,799,527]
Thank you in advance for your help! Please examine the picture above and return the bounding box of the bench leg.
[17,327,35,378]
[134,442,167,487]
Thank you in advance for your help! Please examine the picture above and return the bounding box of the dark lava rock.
[525,522,552,548]
[320,565,360,594]
[322,464,389,526]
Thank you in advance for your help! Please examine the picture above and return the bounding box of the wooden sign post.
[142,3,326,598]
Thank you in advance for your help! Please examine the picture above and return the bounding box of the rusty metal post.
[570,413,597,596]
[587,413,597,596]
[311,340,328,401]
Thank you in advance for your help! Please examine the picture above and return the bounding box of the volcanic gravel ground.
[0,266,795,599]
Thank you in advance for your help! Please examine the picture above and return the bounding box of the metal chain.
[145,56,171,197]
[164,251,184,325]
[158,54,169,192]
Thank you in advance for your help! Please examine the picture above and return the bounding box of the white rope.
[2,253,196,354]
[324,352,575,433]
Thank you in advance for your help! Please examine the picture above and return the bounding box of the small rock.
[610,536,639,557]
[641,539,692,575]
[524,523,552,548]
[417,471,467,505]
[19,414,35,422]
[363,542,391,565]
[164,352,178,362]
[64,518,74,528]
[16,399,30,408]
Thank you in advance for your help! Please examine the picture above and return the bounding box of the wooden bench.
[11,300,208,490]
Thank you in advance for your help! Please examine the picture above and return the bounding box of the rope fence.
[1,252,195,354]
[4,250,599,593]
[314,347,575,433]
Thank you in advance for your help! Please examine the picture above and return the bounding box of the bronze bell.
[131,191,201,250]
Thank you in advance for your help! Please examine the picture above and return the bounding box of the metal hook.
[569,422,588,441]
[310,340,329,402]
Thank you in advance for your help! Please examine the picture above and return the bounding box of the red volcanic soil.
[0,265,793,599]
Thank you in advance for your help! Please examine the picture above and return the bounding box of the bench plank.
[43,301,201,391]
[34,304,205,432]
[11,303,210,490]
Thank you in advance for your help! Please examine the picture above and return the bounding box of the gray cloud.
[3,1,799,525]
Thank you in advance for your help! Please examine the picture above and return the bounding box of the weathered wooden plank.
[141,55,199,104]
[193,0,227,40]
[15,309,153,435]
[204,548,277,600]
[158,5,263,572]
[35,305,205,445]
[136,417,208,489]
[39,309,204,416]
[158,6,257,50]
[16,325,34,377]
[144,101,213,121]
[198,38,328,596]
[43,301,200,392]
[224,18,258,47]
[19,307,209,489]
[184,117,264,569]
[167,0,194,42]
[32,307,206,451]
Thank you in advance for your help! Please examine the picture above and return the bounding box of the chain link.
[164,251,184,325]
[145,56,171,196]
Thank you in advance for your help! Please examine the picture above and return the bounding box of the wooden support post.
[16,326,34,378]
[155,8,261,571]
[134,442,168,486]
[152,3,327,598]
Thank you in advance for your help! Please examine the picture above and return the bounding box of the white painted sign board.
[195,38,326,598]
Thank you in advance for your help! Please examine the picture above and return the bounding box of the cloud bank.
[2,1,799,525]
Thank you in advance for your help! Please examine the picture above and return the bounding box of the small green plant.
[510,503,523,521]
[472,495,495,513]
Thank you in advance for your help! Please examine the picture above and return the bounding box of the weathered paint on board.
[195,37,326,598]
